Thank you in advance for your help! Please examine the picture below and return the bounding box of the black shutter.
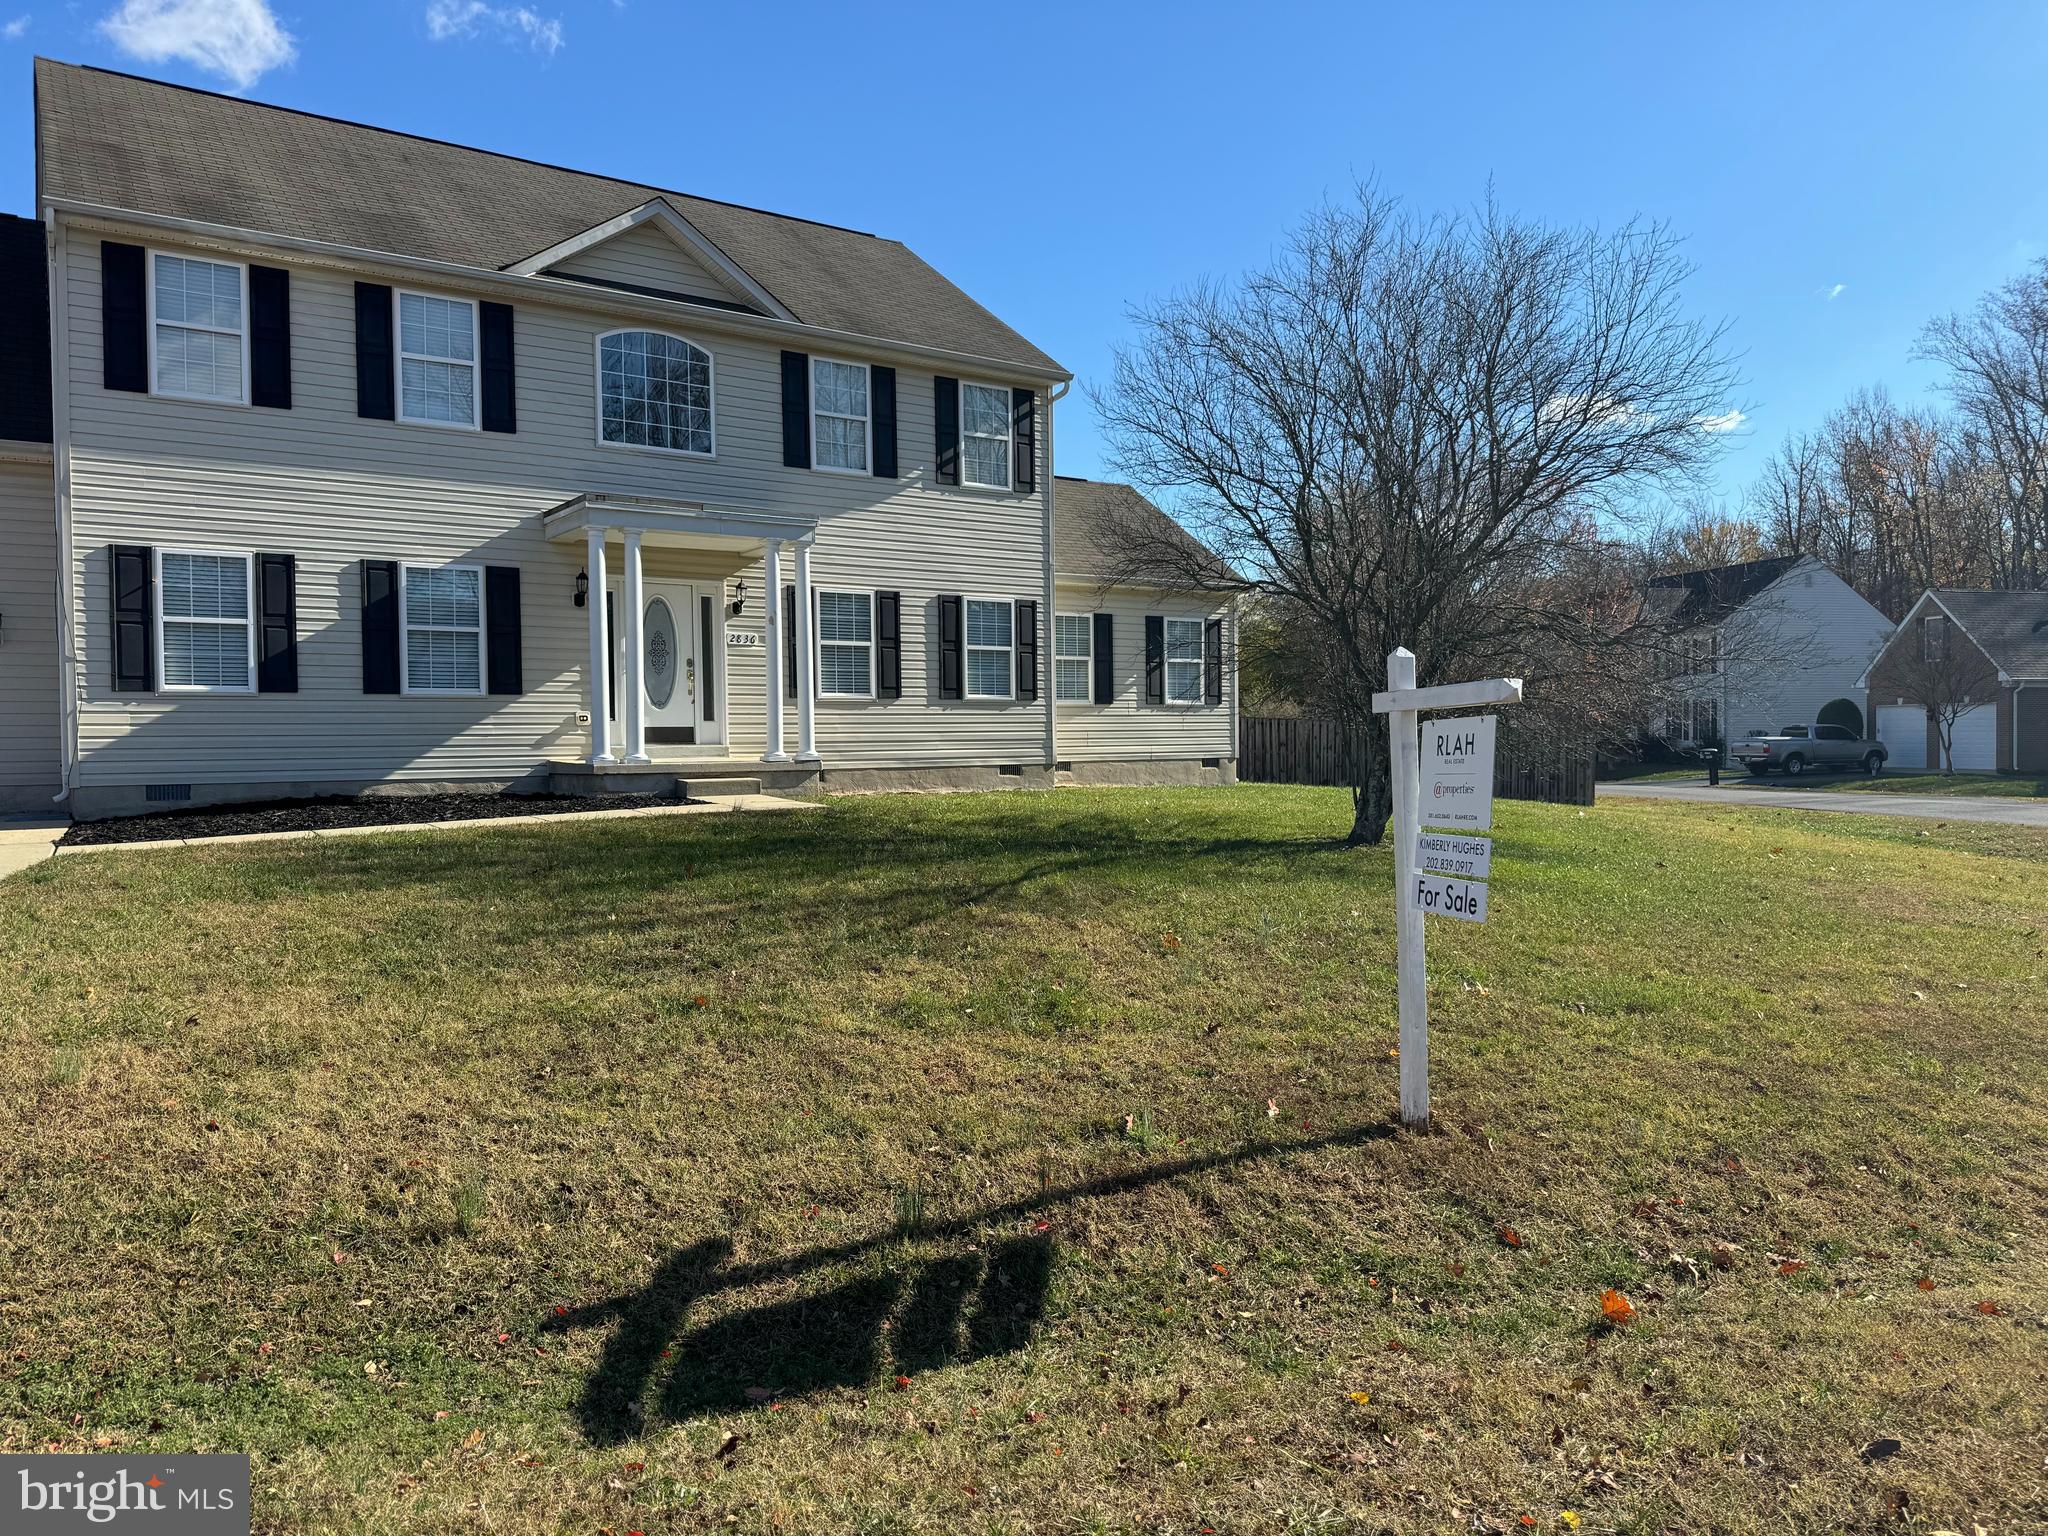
[781,351,810,468]
[101,242,147,394]
[700,594,717,723]
[1012,388,1036,492]
[361,559,400,693]
[485,565,521,694]
[249,265,291,409]
[354,283,395,420]
[934,376,960,485]
[480,302,516,433]
[1092,612,1114,704]
[876,589,902,699]
[1144,615,1165,705]
[255,553,297,692]
[109,543,153,692]
[1205,617,1224,705]
[1016,598,1039,701]
[782,582,797,699]
[938,594,963,699]
[872,365,897,479]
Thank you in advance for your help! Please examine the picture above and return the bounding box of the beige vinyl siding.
[61,222,1052,789]
[1052,584,1234,763]
[546,220,754,308]
[0,452,60,808]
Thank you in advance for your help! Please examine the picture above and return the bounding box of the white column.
[585,528,615,766]
[761,540,790,762]
[620,529,649,764]
[1388,646,1426,1128]
[793,539,819,763]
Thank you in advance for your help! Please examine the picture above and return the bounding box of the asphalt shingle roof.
[33,59,1062,375]
[1645,555,1801,629]
[1935,588,2048,678]
[1054,477,1237,588]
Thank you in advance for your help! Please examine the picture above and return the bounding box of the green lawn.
[2,788,2044,1535]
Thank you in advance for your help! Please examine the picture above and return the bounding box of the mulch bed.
[61,791,692,847]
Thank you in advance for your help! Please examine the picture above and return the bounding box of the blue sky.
[4,1,2046,509]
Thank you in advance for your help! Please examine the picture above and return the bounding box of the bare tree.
[1886,624,2001,773]
[1093,190,1739,842]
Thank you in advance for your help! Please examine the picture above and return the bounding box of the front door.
[610,580,701,749]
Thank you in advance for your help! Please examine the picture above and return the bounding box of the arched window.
[597,330,713,455]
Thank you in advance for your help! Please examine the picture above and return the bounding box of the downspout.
[2016,682,2028,773]
[1042,378,1069,777]
[43,207,77,805]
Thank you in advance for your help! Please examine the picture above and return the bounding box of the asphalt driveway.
[1599,779,2048,827]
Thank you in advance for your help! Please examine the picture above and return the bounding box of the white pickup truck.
[1729,723,1888,777]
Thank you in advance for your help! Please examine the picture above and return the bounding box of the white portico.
[543,492,821,768]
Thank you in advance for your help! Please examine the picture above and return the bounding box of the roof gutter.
[45,197,1075,387]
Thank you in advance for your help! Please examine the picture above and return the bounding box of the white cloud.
[426,0,563,53]
[99,0,295,90]
[1696,408,1746,434]
[1824,282,1846,301]
[3,15,30,40]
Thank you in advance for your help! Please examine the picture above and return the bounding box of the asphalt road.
[1599,779,2048,827]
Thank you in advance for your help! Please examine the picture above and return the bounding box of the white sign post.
[1373,648,1522,1128]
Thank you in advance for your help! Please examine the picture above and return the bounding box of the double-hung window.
[965,598,1014,699]
[151,252,248,403]
[816,589,874,698]
[1054,613,1093,702]
[811,359,870,473]
[157,549,254,692]
[960,382,1012,490]
[599,330,713,454]
[1165,617,1204,704]
[397,291,479,428]
[401,563,484,695]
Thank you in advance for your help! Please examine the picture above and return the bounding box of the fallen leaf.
[1559,1514,1581,1532]
[715,1431,741,1460]
[1708,1242,1739,1270]
[1266,1098,1279,1119]
[893,1374,911,1391]
[1599,1289,1637,1326]
[1211,1263,1228,1276]
[1347,1391,1371,1406]
[1975,1300,2004,1316]
[1777,1259,1808,1277]
[1915,1276,1935,1291]
[1497,1225,1523,1249]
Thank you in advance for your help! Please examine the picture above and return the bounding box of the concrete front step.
[679,775,762,799]
[546,760,817,798]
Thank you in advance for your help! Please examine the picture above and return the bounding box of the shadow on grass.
[545,1118,1391,1442]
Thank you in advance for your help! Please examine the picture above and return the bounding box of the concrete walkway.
[1600,779,2048,827]
[51,792,817,859]
[0,816,68,880]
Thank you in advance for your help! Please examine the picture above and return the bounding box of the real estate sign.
[1420,714,1496,831]
[1416,831,1492,880]
[1411,871,1488,923]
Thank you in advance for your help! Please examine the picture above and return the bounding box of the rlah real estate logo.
[2,1456,249,1533]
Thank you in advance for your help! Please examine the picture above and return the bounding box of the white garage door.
[1877,706,1927,770]
[1950,705,1997,771]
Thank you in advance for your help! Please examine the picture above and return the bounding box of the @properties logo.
[12,1459,243,1526]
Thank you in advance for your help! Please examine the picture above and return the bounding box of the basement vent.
[145,783,193,803]
[1055,760,1072,773]
[998,764,1024,777]
[1202,757,1222,769]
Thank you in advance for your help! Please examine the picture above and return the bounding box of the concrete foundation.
[1058,758,1237,788]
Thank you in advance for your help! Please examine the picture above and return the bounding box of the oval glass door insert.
[644,597,678,709]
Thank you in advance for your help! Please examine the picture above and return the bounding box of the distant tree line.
[1651,261,2048,614]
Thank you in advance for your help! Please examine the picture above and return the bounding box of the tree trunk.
[1346,713,1394,845]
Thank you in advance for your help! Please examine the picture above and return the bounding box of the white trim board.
[504,198,798,322]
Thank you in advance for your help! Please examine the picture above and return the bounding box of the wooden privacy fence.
[1237,715,1595,806]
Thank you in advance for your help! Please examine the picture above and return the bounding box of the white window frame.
[395,289,481,431]
[398,561,487,697]
[1163,616,1207,707]
[959,380,1013,491]
[808,356,872,477]
[963,595,1016,701]
[153,546,256,694]
[594,328,717,459]
[145,249,251,406]
[1054,611,1094,705]
[814,586,876,700]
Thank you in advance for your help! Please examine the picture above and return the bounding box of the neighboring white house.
[1647,554,1893,747]
[0,61,1237,819]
